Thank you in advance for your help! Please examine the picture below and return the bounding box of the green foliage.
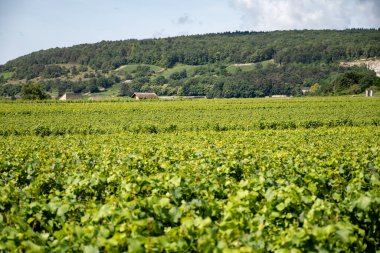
[5,30,380,73]
[117,63,379,98]
[115,64,163,78]
[0,84,22,97]
[3,30,380,99]
[160,64,198,78]
[21,83,50,100]
[319,66,379,95]
[0,71,14,82]
[71,82,86,93]
[42,65,69,78]
[133,65,155,77]
[87,83,99,93]
[0,98,379,252]
[169,69,187,80]
[154,75,167,85]
[36,74,121,97]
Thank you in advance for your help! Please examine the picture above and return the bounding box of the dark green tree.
[21,84,50,100]
[154,76,167,85]
[170,69,187,80]
[0,84,22,97]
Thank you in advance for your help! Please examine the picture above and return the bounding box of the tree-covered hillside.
[1,29,380,98]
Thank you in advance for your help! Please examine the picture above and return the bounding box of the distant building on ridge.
[59,93,83,100]
[131,92,158,100]
[271,95,289,98]
[301,87,311,94]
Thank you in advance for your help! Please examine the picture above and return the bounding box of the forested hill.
[1,29,380,99]
[3,29,380,76]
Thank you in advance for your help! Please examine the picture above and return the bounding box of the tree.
[0,75,5,84]
[170,69,187,80]
[87,83,99,93]
[21,84,50,100]
[42,65,68,78]
[134,66,153,77]
[71,66,79,76]
[72,82,86,93]
[0,84,22,97]
[310,83,320,94]
[119,83,129,96]
[349,84,361,94]
[96,76,112,88]
[154,76,167,85]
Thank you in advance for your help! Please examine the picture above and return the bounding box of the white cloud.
[231,0,380,30]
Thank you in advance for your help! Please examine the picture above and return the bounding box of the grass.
[114,64,164,77]
[0,71,14,80]
[117,60,277,77]
[55,63,83,68]
[226,59,275,74]
[89,83,123,99]
[159,64,199,78]
[113,63,202,79]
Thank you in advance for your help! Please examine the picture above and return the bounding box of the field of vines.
[0,97,379,252]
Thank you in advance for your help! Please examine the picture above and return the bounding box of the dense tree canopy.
[3,29,380,78]
[21,84,50,100]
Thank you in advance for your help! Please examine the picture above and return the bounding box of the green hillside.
[0,29,380,99]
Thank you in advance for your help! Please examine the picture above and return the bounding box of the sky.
[0,0,379,64]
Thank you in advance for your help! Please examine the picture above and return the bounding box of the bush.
[21,84,50,100]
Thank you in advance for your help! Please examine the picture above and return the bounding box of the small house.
[59,93,83,100]
[301,87,311,94]
[131,92,158,100]
[271,95,288,98]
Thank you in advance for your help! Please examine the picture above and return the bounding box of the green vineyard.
[0,97,379,252]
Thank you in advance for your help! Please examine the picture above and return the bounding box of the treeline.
[119,64,380,98]
[0,74,120,98]
[3,29,380,79]
[41,74,120,95]
[3,63,378,99]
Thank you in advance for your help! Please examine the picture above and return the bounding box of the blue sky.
[0,0,379,64]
